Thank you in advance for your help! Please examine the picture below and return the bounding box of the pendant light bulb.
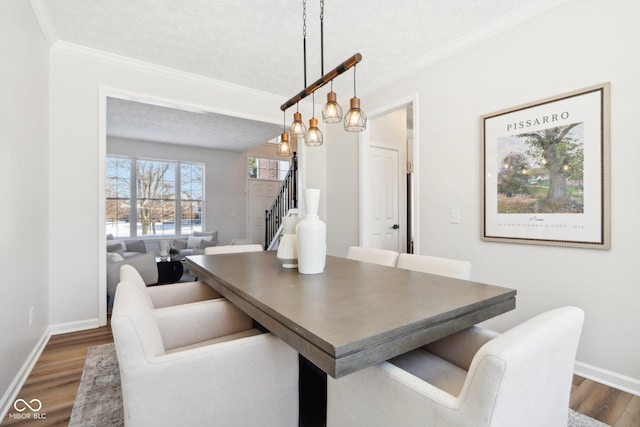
[306,117,323,146]
[278,110,292,156]
[344,65,367,132]
[322,82,343,123]
[277,132,292,156]
[344,97,367,132]
[290,111,307,138]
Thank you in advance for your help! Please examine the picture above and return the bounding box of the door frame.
[359,94,419,254]
[98,86,282,327]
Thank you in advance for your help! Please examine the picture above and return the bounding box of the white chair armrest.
[122,333,299,427]
[153,298,254,351]
[378,361,459,406]
[328,361,460,427]
[146,281,221,308]
[423,325,499,370]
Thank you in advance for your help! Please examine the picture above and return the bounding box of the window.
[106,157,131,237]
[248,157,290,180]
[180,163,204,235]
[106,156,204,238]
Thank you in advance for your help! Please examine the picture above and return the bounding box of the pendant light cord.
[353,65,357,97]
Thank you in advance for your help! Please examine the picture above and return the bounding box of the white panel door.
[367,146,400,251]
[248,180,281,245]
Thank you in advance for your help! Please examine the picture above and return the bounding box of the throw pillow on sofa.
[107,239,127,252]
[193,230,218,240]
[187,235,213,249]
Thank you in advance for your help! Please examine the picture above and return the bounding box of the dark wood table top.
[186,251,516,378]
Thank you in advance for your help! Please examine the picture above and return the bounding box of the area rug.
[69,343,123,427]
[70,343,609,427]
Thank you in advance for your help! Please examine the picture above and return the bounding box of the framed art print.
[482,83,610,249]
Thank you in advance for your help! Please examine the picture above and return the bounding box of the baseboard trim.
[0,328,51,421]
[575,361,640,397]
[49,318,102,335]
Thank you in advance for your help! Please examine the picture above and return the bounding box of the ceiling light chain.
[303,0,307,88]
[320,0,324,76]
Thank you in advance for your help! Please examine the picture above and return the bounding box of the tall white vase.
[277,216,300,268]
[296,188,326,274]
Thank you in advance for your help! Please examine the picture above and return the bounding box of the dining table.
[186,251,516,379]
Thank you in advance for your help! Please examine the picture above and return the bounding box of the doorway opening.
[359,97,417,254]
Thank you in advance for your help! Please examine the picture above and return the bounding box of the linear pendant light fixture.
[278,0,366,153]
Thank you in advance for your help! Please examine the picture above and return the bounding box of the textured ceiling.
[107,97,282,151]
[34,0,567,151]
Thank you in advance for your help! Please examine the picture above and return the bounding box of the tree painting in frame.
[482,83,610,249]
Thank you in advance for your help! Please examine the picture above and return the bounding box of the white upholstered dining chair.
[204,243,264,254]
[112,280,299,427]
[396,253,472,280]
[346,246,399,267]
[327,306,584,427]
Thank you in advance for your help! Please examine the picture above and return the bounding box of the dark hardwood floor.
[3,321,639,426]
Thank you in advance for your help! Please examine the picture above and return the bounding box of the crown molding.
[51,41,284,105]
[29,0,57,48]
[362,0,570,96]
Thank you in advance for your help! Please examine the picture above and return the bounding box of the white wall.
[108,137,249,244]
[0,0,50,413]
[47,44,297,329]
[326,125,359,256]
[328,0,640,391]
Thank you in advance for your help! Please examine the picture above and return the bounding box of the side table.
[156,257,184,284]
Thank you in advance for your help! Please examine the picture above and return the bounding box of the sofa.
[107,252,158,295]
[106,236,148,259]
[170,230,219,256]
[107,231,219,258]
[106,252,158,312]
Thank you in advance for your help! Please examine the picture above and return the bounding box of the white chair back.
[396,253,471,280]
[327,306,585,427]
[346,246,399,267]
[204,244,264,255]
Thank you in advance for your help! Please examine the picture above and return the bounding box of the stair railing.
[265,152,298,249]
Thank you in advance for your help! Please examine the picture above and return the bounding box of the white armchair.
[396,253,472,280]
[327,306,584,427]
[112,280,299,427]
[346,246,399,267]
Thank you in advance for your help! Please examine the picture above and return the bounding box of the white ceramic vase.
[296,188,326,274]
[277,216,300,268]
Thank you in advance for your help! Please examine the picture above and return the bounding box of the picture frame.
[482,83,610,249]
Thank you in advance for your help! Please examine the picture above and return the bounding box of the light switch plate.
[450,209,461,224]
